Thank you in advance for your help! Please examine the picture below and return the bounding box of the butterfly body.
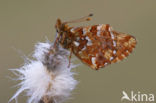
[54,15,136,70]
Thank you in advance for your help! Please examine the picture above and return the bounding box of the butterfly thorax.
[55,19,74,49]
[59,26,73,49]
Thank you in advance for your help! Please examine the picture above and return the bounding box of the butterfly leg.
[68,48,72,68]
[53,32,61,51]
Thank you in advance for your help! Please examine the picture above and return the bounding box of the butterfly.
[53,14,137,70]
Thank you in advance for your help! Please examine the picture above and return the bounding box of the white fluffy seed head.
[9,42,78,103]
[33,42,51,62]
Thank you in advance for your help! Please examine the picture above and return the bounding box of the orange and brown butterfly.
[53,14,137,70]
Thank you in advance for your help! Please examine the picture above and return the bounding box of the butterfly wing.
[70,24,136,70]
[111,31,136,63]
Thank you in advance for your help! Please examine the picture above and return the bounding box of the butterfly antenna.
[63,13,93,24]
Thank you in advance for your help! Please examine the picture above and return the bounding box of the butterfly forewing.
[70,24,136,70]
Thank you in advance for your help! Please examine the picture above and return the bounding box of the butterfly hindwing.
[69,24,136,70]
[111,31,137,63]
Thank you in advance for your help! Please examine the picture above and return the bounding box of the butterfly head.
[55,19,65,33]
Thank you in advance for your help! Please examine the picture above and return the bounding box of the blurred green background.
[0,0,156,103]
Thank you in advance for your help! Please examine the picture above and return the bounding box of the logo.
[121,91,155,102]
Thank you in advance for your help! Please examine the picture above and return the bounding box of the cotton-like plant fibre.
[9,42,78,103]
